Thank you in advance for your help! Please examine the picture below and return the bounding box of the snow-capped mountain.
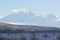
[0,9,60,27]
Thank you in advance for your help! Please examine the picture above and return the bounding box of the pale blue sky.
[0,0,60,16]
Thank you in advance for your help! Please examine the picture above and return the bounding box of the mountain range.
[0,9,60,27]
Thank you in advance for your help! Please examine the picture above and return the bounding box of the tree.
[43,33,48,38]
[20,37,27,40]
[30,33,38,40]
[56,36,60,40]
[56,33,60,40]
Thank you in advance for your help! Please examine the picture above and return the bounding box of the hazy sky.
[0,0,60,16]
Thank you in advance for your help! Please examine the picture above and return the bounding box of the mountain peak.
[0,9,60,27]
[11,9,32,14]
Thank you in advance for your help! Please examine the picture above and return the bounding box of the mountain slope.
[0,22,59,31]
[0,9,60,27]
[0,22,60,40]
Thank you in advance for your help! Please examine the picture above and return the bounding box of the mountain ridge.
[0,9,60,27]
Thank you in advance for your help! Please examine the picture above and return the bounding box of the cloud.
[0,16,4,19]
[35,12,47,18]
[22,9,31,13]
[11,9,31,14]
[11,8,47,18]
[11,9,21,13]
[46,14,57,21]
[55,17,60,22]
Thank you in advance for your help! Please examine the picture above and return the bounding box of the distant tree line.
[0,29,60,33]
